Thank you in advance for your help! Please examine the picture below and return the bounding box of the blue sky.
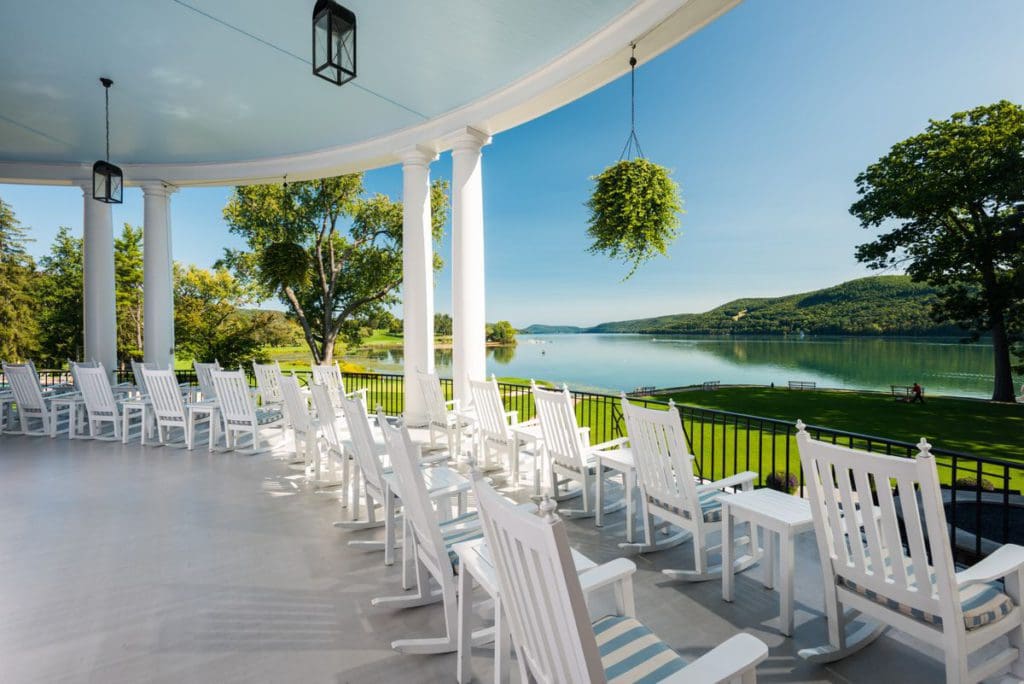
[3,0,1023,327]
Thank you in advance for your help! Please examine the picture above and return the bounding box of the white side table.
[49,394,86,438]
[594,448,637,543]
[510,421,544,492]
[120,397,151,445]
[186,400,220,451]
[721,488,813,636]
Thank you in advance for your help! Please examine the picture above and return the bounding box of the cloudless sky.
[3,0,1024,327]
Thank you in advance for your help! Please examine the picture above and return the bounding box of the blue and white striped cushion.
[255,408,283,425]
[837,573,1014,631]
[593,615,688,683]
[441,513,483,570]
[648,490,723,523]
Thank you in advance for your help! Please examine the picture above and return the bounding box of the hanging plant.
[585,45,683,278]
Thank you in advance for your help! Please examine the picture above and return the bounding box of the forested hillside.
[587,276,959,336]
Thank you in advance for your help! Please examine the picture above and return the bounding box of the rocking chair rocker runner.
[797,421,1024,683]
[471,473,769,683]
[620,395,759,581]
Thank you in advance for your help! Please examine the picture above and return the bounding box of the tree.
[434,312,453,336]
[486,320,517,345]
[114,224,144,365]
[0,197,39,360]
[174,263,270,367]
[850,101,1024,402]
[37,227,84,365]
[222,175,449,364]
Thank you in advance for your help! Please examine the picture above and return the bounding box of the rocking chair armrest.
[696,471,759,493]
[504,410,519,424]
[591,437,629,452]
[956,544,1024,588]
[665,633,768,684]
[577,557,636,595]
[444,399,462,411]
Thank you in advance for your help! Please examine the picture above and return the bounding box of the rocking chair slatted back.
[470,376,510,443]
[377,408,450,581]
[621,396,703,522]
[131,360,160,396]
[797,426,956,626]
[253,361,284,405]
[417,370,449,424]
[279,374,312,434]
[77,364,118,418]
[337,392,386,493]
[532,384,587,472]
[143,368,186,428]
[473,479,604,683]
[211,370,257,428]
[311,363,347,407]
[193,361,221,401]
[3,362,45,412]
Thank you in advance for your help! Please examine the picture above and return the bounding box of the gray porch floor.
[0,434,963,683]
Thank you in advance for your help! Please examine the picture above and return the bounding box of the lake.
[347,334,1022,399]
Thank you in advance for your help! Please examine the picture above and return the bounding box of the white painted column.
[450,128,491,404]
[142,184,176,367]
[81,184,117,377]
[399,146,438,424]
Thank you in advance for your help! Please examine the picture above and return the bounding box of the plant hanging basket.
[584,46,683,278]
[586,158,682,278]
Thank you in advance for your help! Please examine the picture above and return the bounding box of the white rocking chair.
[252,361,285,408]
[2,362,74,436]
[310,361,366,409]
[469,375,541,484]
[211,369,285,453]
[143,367,204,448]
[77,364,141,441]
[417,370,473,460]
[797,422,1024,683]
[193,360,221,402]
[532,382,630,519]
[371,408,483,654]
[280,374,318,468]
[620,396,759,581]
[308,383,356,499]
[471,474,769,683]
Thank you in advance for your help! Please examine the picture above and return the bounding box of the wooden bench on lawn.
[701,380,720,391]
[788,380,816,391]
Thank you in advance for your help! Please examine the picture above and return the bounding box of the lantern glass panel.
[109,171,123,203]
[93,170,106,200]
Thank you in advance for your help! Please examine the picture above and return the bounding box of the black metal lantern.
[92,77,123,204]
[312,0,356,86]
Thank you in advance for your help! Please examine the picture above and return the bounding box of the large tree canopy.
[851,100,1024,401]
[222,175,449,364]
[37,226,83,365]
[0,197,38,360]
[114,224,144,365]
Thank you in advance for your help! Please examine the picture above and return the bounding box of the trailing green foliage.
[589,276,952,335]
[585,158,682,278]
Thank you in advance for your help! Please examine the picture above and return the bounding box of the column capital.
[447,127,492,154]
[396,145,438,168]
[141,182,178,198]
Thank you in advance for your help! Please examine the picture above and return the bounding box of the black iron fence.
[6,368,1021,561]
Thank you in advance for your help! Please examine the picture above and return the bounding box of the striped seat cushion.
[255,408,283,425]
[441,513,484,570]
[593,615,688,683]
[648,490,724,523]
[837,573,1014,631]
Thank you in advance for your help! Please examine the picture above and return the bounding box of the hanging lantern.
[312,0,356,86]
[92,77,123,204]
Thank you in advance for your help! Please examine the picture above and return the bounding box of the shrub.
[765,470,799,494]
[954,476,995,492]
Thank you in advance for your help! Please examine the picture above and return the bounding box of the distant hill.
[520,324,584,334]
[587,276,960,336]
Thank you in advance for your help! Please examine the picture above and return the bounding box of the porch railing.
[9,368,1021,561]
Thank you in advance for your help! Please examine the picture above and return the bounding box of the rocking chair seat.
[255,408,283,425]
[649,489,724,523]
[593,614,688,683]
[837,572,1013,631]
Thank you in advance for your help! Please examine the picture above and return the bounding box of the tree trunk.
[321,331,336,364]
[990,312,1016,402]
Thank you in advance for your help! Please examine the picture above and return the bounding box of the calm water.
[348,334,1022,399]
